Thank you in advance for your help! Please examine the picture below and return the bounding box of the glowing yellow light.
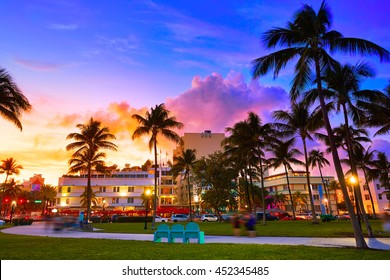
[145,189,151,196]
[349,176,357,185]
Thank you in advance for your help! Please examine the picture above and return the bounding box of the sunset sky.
[1,0,390,185]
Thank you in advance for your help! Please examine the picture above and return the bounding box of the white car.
[155,216,168,223]
[170,214,189,222]
[201,214,219,222]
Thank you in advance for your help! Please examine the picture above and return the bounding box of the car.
[155,215,168,223]
[335,214,350,220]
[256,212,278,221]
[170,214,189,222]
[201,214,219,222]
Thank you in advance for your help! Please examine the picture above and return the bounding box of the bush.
[116,216,152,223]
[13,218,33,226]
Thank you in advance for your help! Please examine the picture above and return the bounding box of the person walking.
[231,213,241,236]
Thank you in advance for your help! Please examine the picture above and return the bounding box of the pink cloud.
[165,71,289,133]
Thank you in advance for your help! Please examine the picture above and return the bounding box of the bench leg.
[198,232,205,244]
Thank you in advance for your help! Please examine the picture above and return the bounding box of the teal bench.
[184,222,205,244]
[153,224,170,242]
[169,224,185,243]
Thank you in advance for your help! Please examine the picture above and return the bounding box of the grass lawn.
[92,219,390,238]
[0,232,389,260]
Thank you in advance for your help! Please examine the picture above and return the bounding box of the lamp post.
[349,175,361,229]
[144,189,151,230]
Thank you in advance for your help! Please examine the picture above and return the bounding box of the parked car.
[256,212,278,221]
[335,214,350,220]
[170,214,189,222]
[155,215,168,223]
[201,214,219,222]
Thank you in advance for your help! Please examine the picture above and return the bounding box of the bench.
[153,224,170,242]
[169,224,185,243]
[184,222,205,244]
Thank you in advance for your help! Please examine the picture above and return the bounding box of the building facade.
[55,168,177,214]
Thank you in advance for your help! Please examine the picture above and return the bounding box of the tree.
[224,112,274,224]
[192,152,238,217]
[373,152,390,194]
[0,158,23,214]
[39,184,58,215]
[273,100,323,223]
[252,0,389,249]
[171,149,197,221]
[66,118,117,222]
[292,191,308,212]
[0,68,31,130]
[268,138,304,218]
[132,104,183,230]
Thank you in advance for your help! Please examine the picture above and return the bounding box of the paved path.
[2,222,390,250]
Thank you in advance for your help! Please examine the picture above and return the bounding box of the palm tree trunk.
[249,170,256,214]
[243,170,251,211]
[258,154,267,225]
[86,166,91,222]
[341,104,374,237]
[302,138,318,224]
[314,57,367,248]
[284,165,295,218]
[152,139,158,230]
[187,173,192,221]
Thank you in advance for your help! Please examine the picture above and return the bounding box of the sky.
[1,0,390,185]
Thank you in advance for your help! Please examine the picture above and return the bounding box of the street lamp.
[144,189,151,230]
[349,175,361,229]
[102,199,106,212]
[10,201,17,221]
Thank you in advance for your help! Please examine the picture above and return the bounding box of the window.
[376,184,381,190]
[378,194,382,200]
[99,186,106,192]
[58,187,62,193]
[113,186,120,192]
[314,205,321,211]
[312,185,318,191]
[269,187,273,193]
[66,198,70,204]
[112,197,119,204]
[127,197,134,203]
[128,186,134,192]
[313,195,320,200]
[363,185,369,191]
[283,185,288,190]
[67,186,71,193]
[364,195,370,201]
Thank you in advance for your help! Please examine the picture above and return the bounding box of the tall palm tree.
[0,68,31,130]
[268,138,305,218]
[374,152,390,191]
[0,158,23,213]
[171,149,197,221]
[292,191,308,212]
[132,104,183,230]
[224,112,274,224]
[66,118,117,222]
[308,149,331,213]
[273,100,323,223]
[39,184,58,215]
[252,0,389,248]
[79,188,98,209]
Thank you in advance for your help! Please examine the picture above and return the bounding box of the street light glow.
[349,176,357,185]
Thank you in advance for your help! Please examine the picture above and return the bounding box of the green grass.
[92,219,390,238]
[0,232,389,260]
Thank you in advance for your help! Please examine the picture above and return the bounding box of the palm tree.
[0,68,31,130]
[358,83,390,136]
[171,149,197,221]
[39,184,58,215]
[268,138,305,218]
[292,191,308,212]
[132,104,183,230]
[252,0,389,248]
[374,152,390,191]
[273,100,323,223]
[79,188,98,209]
[0,158,23,214]
[272,191,286,209]
[308,149,332,213]
[349,146,379,219]
[224,112,274,224]
[66,118,117,222]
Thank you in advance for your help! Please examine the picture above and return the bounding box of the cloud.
[165,71,289,133]
[48,23,79,30]
[14,57,65,71]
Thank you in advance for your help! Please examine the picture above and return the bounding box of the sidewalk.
[2,222,390,250]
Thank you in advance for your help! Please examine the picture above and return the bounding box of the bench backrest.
[156,223,170,232]
[171,224,184,232]
[185,222,200,232]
